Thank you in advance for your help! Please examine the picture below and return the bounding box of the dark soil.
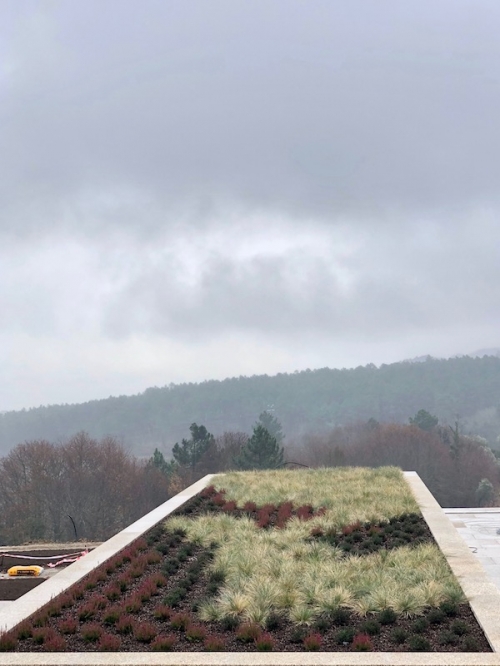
[3,491,492,653]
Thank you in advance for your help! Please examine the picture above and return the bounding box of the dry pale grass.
[165,467,464,625]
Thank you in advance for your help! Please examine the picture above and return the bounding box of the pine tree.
[234,424,284,470]
[171,423,215,478]
[148,448,177,478]
[257,411,284,445]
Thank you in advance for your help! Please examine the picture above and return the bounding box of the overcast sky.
[1,0,500,411]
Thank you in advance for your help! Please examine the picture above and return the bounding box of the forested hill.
[1,355,500,456]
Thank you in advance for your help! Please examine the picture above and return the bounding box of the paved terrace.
[445,508,500,591]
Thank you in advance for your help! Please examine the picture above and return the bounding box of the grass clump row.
[166,468,464,628]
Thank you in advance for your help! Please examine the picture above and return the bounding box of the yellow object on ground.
[7,565,43,577]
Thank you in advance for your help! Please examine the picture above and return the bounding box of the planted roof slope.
[166,467,465,624]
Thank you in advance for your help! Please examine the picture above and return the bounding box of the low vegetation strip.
[0,467,491,652]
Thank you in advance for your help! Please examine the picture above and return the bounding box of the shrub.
[117,576,129,592]
[409,635,431,651]
[236,622,261,643]
[146,549,162,565]
[352,633,373,651]
[440,600,458,616]
[181,542,195,556]
[130,563,146,578]
[212,492,226,506]
[391,628,408,645]
[164,589,185,607]
[151,635,177,651]
[93,595,108,610]
[153,573,168,588]
[46,602,62,618]
[170,612,191,631]
[59,593,75,609]
[78,603,96,621]
[84,577,97,590]
[265,612,283,631]
[32,613,48,627]
[313,616,330,633]
[461,636,480,651]
[451,620,468,636]
[72,586,85,600]
[335,627,355,644]
[116,616,133,634]
[15,621,33,640]
[360,619,381,636]
[330,607,350,625]
[411,618,429,634]
[207,580,222,596]
[428,608,445,625]
[0,634,17,651]
[163,559,179,575]
[204,636,226,651]
[121,546,135,562]
[97,634,122,652]
[378,608,397,625]
[439,630,459,646]
[186,624,208,642]
[105,584,121,601]
[137,581,156,602]
[123,595,141,613]
[81,623,102,642]
[154,605,172,621]
[44,635,66,651]
[290,626,308,643]
[58,618,78,634]
[133,621,157,643]
[222,501,237,512]
[32,628,48,645]
[303,632,322,651]
[103,607,121,625]
[221,615,240,631]
[242,501,257,512]
[255,631,274,651]
[296,504,314,520]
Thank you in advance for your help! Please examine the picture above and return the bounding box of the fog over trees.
[1,356,500,457]
[1,406,498,544]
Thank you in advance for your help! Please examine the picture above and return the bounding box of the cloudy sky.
[1,0,500,411]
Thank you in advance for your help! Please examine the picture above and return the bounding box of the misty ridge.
[2,353,500,544]
[1,354,500,456]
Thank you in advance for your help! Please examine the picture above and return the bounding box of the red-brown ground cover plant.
[0,482,492,653]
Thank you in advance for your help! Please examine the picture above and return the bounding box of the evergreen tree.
[148,448,177,477]
[171,423,215,478]
[257,410,284,444]
[476,478,494,506]
[234,424,284,470]
[409,409,438,431]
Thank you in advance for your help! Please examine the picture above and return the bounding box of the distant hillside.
[1,355,500,456]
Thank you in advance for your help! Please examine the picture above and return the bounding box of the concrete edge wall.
[403,472,500,654]
[1,471,500,666]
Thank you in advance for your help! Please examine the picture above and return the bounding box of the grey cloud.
[2,0,500,240]
[1,1,500,410]
[101,215,500,343]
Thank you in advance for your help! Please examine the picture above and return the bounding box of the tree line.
[0,433,170,545]
[2,355,500,455]
[2,407,499,545]
[149,408,500,509]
